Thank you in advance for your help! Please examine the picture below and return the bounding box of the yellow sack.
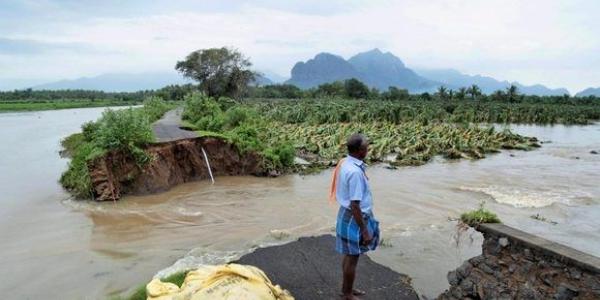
[147,264,294,300]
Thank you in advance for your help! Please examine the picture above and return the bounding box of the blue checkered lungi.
[335,206,380,255]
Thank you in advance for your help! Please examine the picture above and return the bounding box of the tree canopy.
[175,47,256,99]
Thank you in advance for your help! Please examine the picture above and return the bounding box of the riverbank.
[0,99,142,112]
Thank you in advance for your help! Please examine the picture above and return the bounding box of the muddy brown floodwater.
[1,108,599,299]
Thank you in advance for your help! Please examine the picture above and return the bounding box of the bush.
[60,133,85,157]
[81,120,100,141]
[60,142,105,198]
[142,96,171,122]
[95,109,154,150]
[216,96,238,111]
[229,123,261,153]
[261,142,295,170]
[182,92,225,131]
[223,106,259,129]
[460,202,501,227]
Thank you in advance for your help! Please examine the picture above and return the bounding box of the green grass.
[111,271,188,300]
[460,203,501,227]
[0,99,141,112]
[60,133,85,157]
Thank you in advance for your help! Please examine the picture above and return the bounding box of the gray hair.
[347,133,368,154]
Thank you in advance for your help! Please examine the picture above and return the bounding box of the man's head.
[347,133,369,160]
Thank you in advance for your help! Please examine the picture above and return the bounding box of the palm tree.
[455,87,467,100]
[506,84,519,103]
[466,84,482,100]
[436,86,450,101]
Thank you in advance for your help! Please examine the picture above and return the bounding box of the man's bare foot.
[352,288,366,296]
[339,289,366,297]
[340,294,360,300]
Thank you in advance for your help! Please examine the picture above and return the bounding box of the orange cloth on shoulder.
[328,158,346,204]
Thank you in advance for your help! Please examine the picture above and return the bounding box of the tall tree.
[455,87,467,100]
[506,84,519,103]
[344,78,370,99]
[175,47,256,99]
[466,84,482,100]
[435,86,450,101]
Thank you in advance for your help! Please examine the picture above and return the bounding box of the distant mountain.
[259,70,287,84]
[0,78,47,91]
[31,70,279,92]
[347,49,437,92]
[415,68,569,96]
[252,73,273,86]
[285,49,437,92]
[575,87,600,97]
[286,53,360,89]
[31,72,191,92]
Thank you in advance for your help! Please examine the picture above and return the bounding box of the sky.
[0,0,599,93]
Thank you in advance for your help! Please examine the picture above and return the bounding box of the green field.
[0,99,142,112]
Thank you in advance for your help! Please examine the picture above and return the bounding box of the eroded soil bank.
[89,137,264,201]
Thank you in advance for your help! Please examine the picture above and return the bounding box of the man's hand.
[360,228,372,246]
[350,201,372,246]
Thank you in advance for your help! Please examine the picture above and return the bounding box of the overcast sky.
[1,0,599,93]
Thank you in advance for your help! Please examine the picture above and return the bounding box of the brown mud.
[89,137,263,201]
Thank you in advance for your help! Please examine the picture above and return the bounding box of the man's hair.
[347,133,367,154]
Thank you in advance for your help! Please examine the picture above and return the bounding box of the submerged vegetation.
[60,97,173,198]
[460,202,501,227]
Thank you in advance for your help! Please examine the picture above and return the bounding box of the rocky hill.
[415,68,569,96]
[575,87,600,97]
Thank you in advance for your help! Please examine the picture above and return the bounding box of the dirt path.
[152,108,198,142]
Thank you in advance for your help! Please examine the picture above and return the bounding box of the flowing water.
[1,108,599,299]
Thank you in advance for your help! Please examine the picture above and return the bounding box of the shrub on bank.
[460,202,501,227]
[94,108,154,164]
[142,96,172,122]
[60,98,171,198]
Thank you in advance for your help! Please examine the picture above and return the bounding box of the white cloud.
[0,0,599,92]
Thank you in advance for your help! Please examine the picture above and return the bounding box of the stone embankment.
[439,223,600,300]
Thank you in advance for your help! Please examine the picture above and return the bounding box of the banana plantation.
[264,122,539,167]
[251,99,600,125]
[182,94,555,171]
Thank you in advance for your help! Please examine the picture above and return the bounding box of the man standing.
[334,133,380,300]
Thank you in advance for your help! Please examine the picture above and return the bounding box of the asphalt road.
[237,235,419,300]
[152,108,198,142]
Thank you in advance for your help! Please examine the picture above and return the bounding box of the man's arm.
[350,200,372,246]
[347,171,372,246]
